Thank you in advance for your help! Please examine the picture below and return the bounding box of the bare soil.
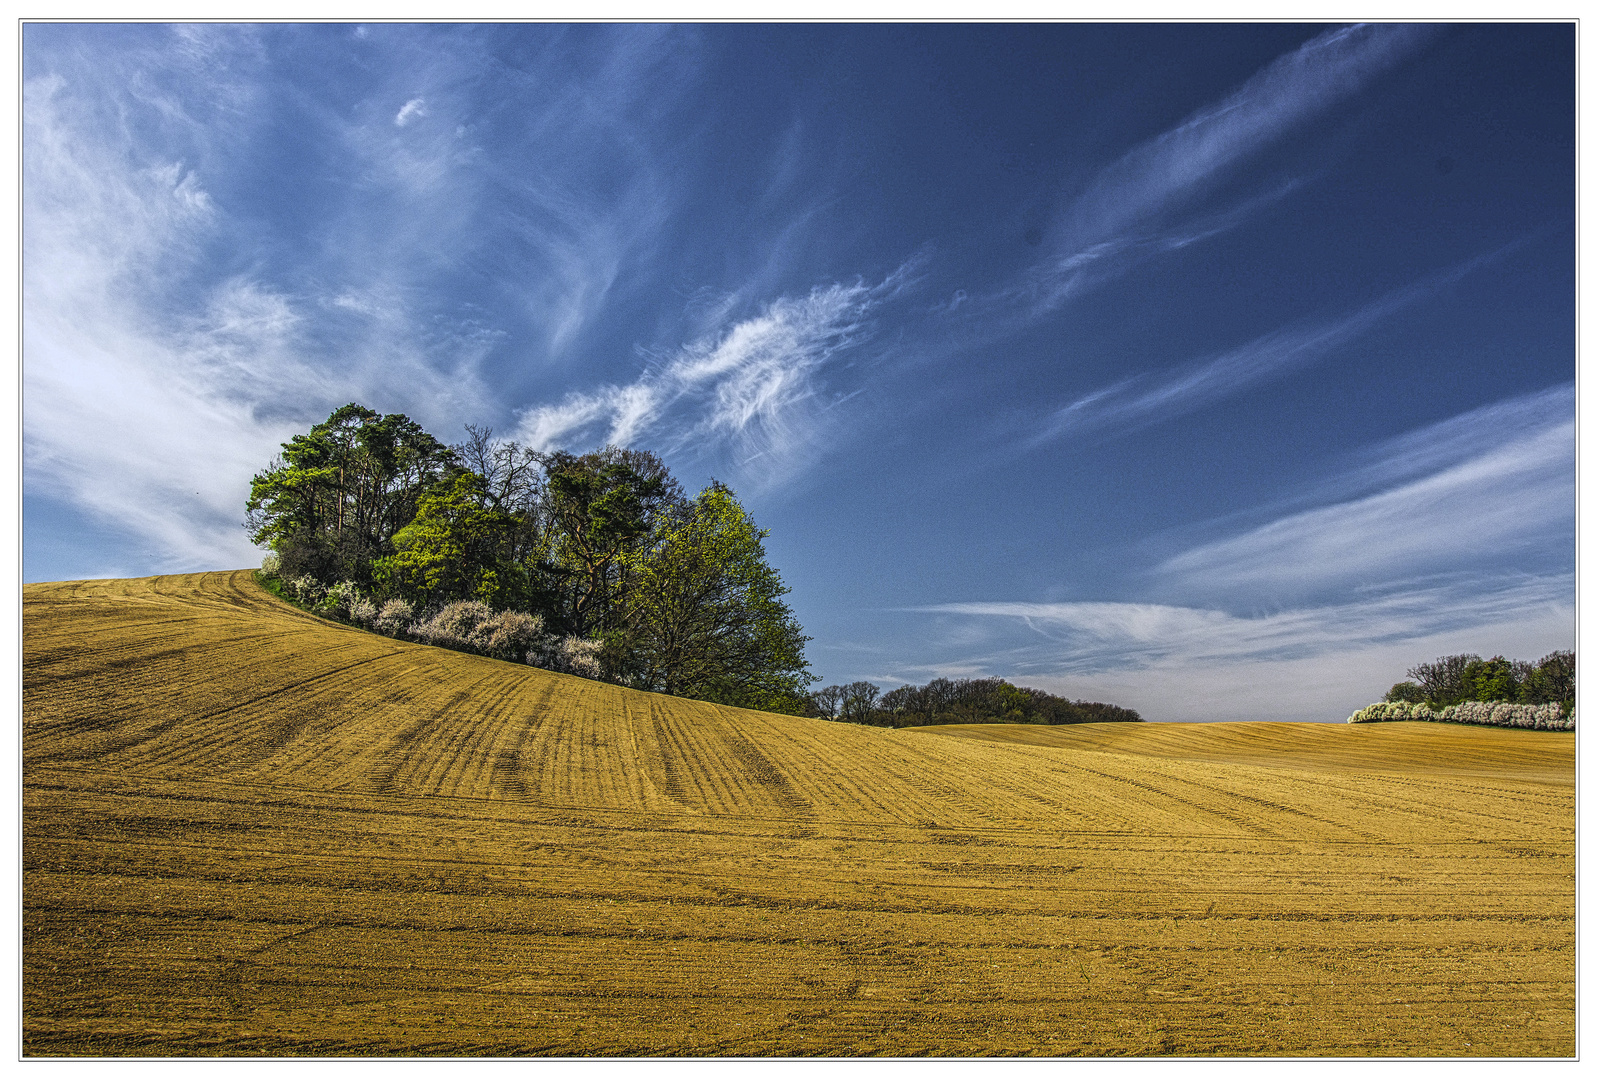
[22,571,1574,1056]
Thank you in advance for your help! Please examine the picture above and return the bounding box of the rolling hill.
[23,571,1574,1056]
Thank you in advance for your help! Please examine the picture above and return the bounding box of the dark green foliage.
[819,676,1141,727]
[1383,681,1427,703]
[1400,649,1574,709]
[613,482,813,714]
[1462,656,1517,705]
[374,472,528,609]
[246,404,456,588]
[249,406,812,714]
[1520,650,1575,709]
[541,447,684,638]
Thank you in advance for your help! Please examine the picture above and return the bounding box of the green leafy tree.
[247,404,455,585]
[870,677,1142,726]
[996,681,1034,722]
[374,472,528,608]
[1383,681,1427,704]
[1462,655,1518,703]
[1396,650,1573,710]
[542,447,684,638]
[1519,650,1575,707]
[618,482,813,712]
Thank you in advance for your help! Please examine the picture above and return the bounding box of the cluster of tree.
[806,677,1143,728]
[247,404,813,714]
[1384,650,1574,711]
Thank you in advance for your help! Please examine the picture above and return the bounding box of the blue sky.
[22,22,1575,722]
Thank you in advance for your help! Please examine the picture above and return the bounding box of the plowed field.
[23,572,1575,1056]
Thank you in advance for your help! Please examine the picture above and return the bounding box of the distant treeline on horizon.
[1384,650,1574,712]
[807,677,1143,728]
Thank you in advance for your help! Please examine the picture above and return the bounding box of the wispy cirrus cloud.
[24,47,306,571]
[1155,385,1574,601]
[22,26,503,571]
[908,573,1572,723]
[1327,382,1576,499]
[320,25,697,363]
[921,575,1571,673]
[22,24,707,573]
[1020,24,1436,311]
[903,384,1573,722]
[515,263,919,482]
[394,97,427,126]
[1032,241,1523,445]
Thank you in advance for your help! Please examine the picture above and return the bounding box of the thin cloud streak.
[919,575,1571,672]
[1332,382,1575,498]
[1035,23,1435,307]
[514,263,919,478]
[324,29,688,365]
[909,382,1573,719]
[1157,412,1573,599]
[1023,176,1308,312]
[909,573,1572,722]
[1017,618,1570,724]
[394,97,427,126]
[936,25,1438,379]
[1034,243,1522,446]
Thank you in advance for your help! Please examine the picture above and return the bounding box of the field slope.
[23,572,1574,1056]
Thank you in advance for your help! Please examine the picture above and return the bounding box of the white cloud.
[1006,25,1434,314]
[912,574,1572,723]
[1157,396,1573,599]
[394,97,427,126]
[905,386,1574,723]
[923,577,1571,671]
[1034,243,1520,445]
[514,265,916,479]
[22,34,490,573]
[1332,382,1575,498]
[1029,177,1308,310]
[1059,25,1433,259]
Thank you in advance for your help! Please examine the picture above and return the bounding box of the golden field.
[22,571,1574,1056]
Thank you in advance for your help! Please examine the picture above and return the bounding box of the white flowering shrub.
[475,610,546,661]
[260,552,281,576]
[532,635,605,679]
[285,575,326,605]
[347,596,378,626]
[372,599,414,636]
[1347,701,1433,723]
[1347,699,1572,731]
[409,600,498,649]
[403,602,541,659]
[318,580,365,618]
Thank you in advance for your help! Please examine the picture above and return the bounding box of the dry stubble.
[22,572,1574,1056]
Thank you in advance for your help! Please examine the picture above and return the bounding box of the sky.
[21,22,1576,722]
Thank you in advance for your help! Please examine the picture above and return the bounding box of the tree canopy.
[246,404,456,586]
[1385,650,1574,710]
[250,404,813,713]
[620,482,811,713]
[811,676,1143,727]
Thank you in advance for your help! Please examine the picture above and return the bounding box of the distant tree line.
[806,677,1143,727]
[1383,650,1574,712]
[247,404,813,714]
